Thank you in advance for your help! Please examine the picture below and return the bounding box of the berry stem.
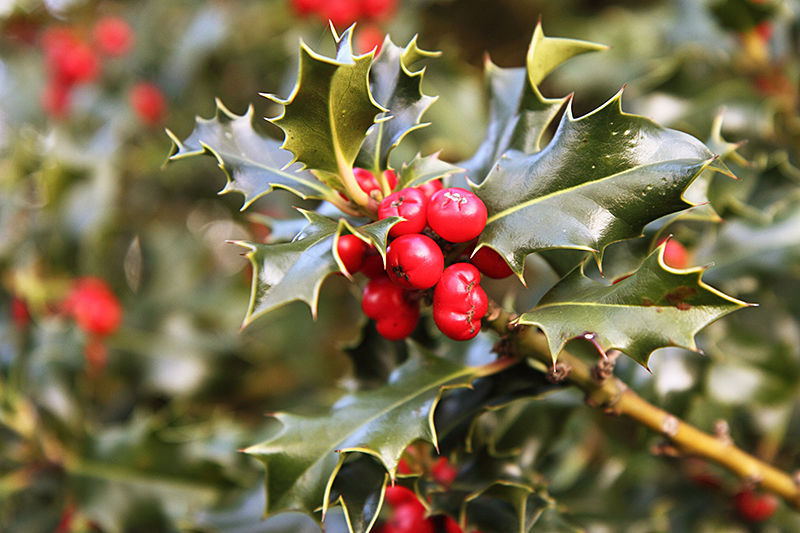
[336,153,377,218]
[483,301,800,511]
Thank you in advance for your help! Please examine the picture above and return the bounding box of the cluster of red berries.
[40,16,166,124]
[337,168,514,343]
[375,454,476,533]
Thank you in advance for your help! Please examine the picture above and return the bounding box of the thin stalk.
[483,302,800,510]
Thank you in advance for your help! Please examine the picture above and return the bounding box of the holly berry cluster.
[335,168,514,343]
[374,451,477,533]
[39,15,166,124]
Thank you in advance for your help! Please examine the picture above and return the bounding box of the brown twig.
[483,303,800,510]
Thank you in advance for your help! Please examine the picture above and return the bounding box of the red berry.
[11,297,31,329]
[384,485,416,507]
[442,516,466,533]
[356,24,385,55]
[386,234,444,290]
[470,246,513,279]
[337,234,368,275]
[93,16,134,57]
[361,252,386,278]
[431,457,458,487]
[318,0,362,28]
[657,237,689,269]
[734,489,778,522]
[129,82,167,125]
[57,41,100,84]
[63,277,123,337]
[427,188,487,243]
[415,179,443,199]
[382,501,433,533]
[361,275,419,341]
[290,0,324,17]
[360,0,397,21]
[353,167,397,196]
[379,188,429,238]
[433,263,487,341]
[41,80,71,118]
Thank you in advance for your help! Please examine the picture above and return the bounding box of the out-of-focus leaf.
[515,242,752,368]
[354,36,439,175]
[475,91,728,278]
[244,346,508,530]
[167,99,333,208]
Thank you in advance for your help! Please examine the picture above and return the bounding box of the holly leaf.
[267,25,385,177]
[355,36,439,175]
[244,346,508,531]
[475,90,730,278]
[166,99,333,208]
[394,153,462,190]
[461,22,607,184]
[236,211,398,325]
[513,241,752,368]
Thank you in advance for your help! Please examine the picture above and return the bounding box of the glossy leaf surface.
[475,91,727,277]
[515,242,751,367]
[268,26,385,176]
[167,99,332,208]
[355,36,439,175]
[244,346,497,530]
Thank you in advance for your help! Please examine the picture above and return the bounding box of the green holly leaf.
[166,99,334,208]
[461,22,606,184]
[236,211,398,325]
[244,346,507,531]
[514,242,752,368]
[354,36,439,175]
[268,25,385,178]
[475,91,729,278]
[394,152,462,190]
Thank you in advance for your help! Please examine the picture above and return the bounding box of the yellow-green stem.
[483,303,800,510]
[337,153,375,218]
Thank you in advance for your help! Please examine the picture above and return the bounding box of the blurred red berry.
[93,16,134,57]
[11,297,31,329]
[41,80,71,118]
[84,336,109,374]
[45,35,99,84]
[63,277,122,337]
[356,24,384,55]
[657,237,689,269]
[384,485,417,507]
[360,0,397,21]
[431,457,458,487]
[734,489,778,522]
[290,0,325,17]
[318,0,362,28]
[129,82,167,125]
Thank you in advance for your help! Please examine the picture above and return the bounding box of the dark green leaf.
[268,25,385,177]
[244,346,503,527]
[237,211,398,325]
[355,36,439,175]
[167,99,332,208]
[394,153,462,190]
[475,91,729,278]
[343,320,410,390]
[515,242,752,367]
[461,22,606,184]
